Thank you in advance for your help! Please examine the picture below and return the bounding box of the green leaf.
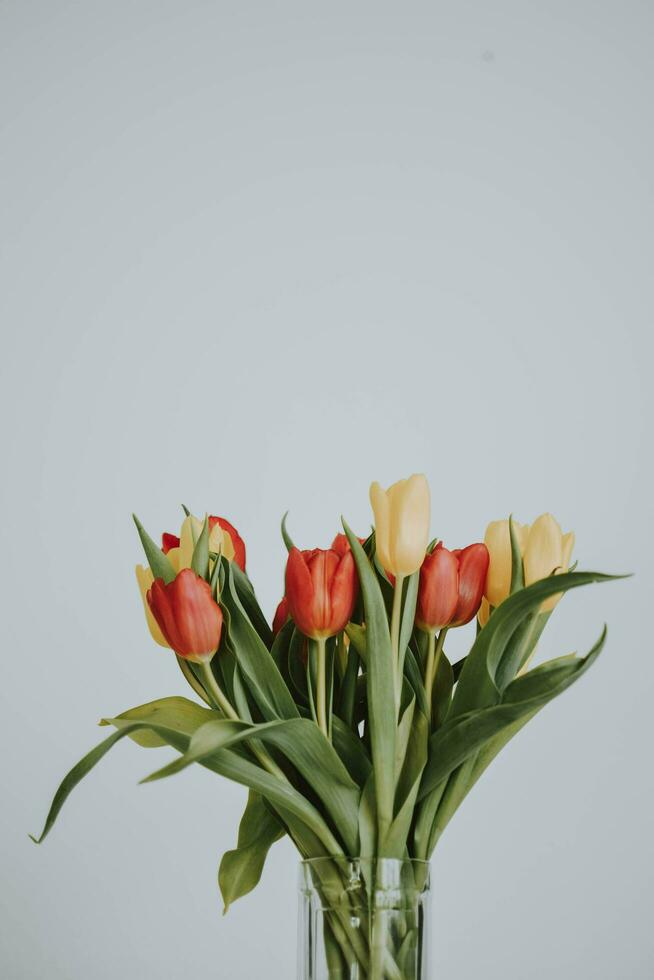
[101,696,214,739]
[191,515,210,579]
[345,623,367,663]
[358,773,377,857]
[342,519,396,845]
[218,792,284,912]
[281,511,295,552]
[35,697,344,858]
[432,651,453,730]
[403,644,429,718]
[331,717,371,787]
[220,561,298,721]
[398,572,419,657]
[418,628,606,801]
[336,645,359,729]
[132,515,176,584]
[452,571,620,716]
[231,561,273,648]
[385,710,429,856]
[32,698,216,843]
[509,515,524,593]
[141,716,361,855]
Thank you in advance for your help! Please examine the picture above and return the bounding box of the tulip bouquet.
[34,476,619,979]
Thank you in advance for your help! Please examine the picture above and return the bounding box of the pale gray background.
[1,1,652,977]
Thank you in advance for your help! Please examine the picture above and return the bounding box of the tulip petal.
[451,543,490,626]
[135,565,169,647]
[524,513,564,586]
[389,474,430,577]
[328,550,358,635]
[416,546,458,630]
[285,548,316,638]
[370,482,392,574]
[147,568,223,661]
[484,519,527,608]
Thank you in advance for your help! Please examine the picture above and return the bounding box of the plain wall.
[1,2,652,977]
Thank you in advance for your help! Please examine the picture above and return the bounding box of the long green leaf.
[343,520,396,845]
[191,515,210,579]
[452,571,619,716]
[32,698,216,843]
[36,698,344,857]
[221,561,298,720]
[218,792,284,913]
[141,717,361,854]
[133,515,176,583]
[232,561,273,648]
[419,628,606,800]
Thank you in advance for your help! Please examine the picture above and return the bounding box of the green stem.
[424,627,447,725]
[199,659,288,782]
[390,574,405,712]
[199,660,239,719]
[316,637,328,739]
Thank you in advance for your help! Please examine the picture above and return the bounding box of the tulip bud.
[284,547,358,639]
[369,474,430,577]
[147,568,223,662]
[523,514,575,611]
[272,595,290,635]
[417,542,489,631]
[161,514,246,573]
[135,565,169,647]
[209,516,246,571]
[483,519,529,608]
[482,513,574,620]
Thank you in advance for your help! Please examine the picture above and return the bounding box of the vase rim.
[300,856,430,868]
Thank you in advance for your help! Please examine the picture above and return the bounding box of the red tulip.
[285,547,358,639]
[209,516,246,572]
[331,532,396,584]
[272,595,290,635]
[417,542,489,631]
[147,568,223,662]
[330,532,365,557]
[162,532,180,554]
[161,516,246,571]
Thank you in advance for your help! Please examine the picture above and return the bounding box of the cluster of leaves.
[33,517,618,913]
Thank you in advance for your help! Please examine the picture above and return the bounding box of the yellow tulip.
[523,514,575,611]
[135,564,169,647]
[481,513,574,621]
[167,515,236,573]
[483,519,529,608]
[369,474,430,577]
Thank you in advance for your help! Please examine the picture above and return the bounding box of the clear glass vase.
[298,858,431,980]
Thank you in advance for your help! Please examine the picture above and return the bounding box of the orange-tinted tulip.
[209,516,246,572]
[330,532,365,557]
[417,542,489,631]
[162,532,180,554]
[285,547,358,639]
[272,595,290,635]
[161,515,246,571]
[331,532,397,585]
[147,568,223,662]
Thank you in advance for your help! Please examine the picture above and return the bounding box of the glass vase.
[298,858,431,980]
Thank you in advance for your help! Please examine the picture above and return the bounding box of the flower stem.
[424,628,447,725]
[199,659,287,781]
[391,574,405,711]
[316,636,328,739]
[199,660,239,720]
